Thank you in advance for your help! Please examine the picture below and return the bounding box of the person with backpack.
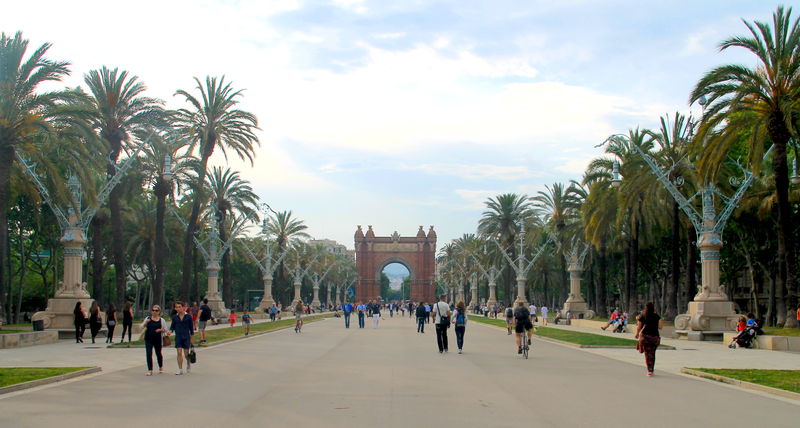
[415,301,427,333]
[453,301,468,354]
[432,295,451,354]
[197,298,212,344]
[513,301,534,354]
[504,305,514,335]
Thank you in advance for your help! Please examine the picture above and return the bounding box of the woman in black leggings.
[105,303,117,344]
[121,301,133,344]
[142,305,167,375]
[73,302,86,343]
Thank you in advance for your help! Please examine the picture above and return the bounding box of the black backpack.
[438,302,450,328]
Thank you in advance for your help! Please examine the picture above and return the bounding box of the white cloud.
[454,189,503,210]
[402,163,545,181]
[553,155,596,175]
[332,0,368,14]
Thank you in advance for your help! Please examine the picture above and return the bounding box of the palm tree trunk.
[624,240,631,312]
[90,217,106,303]
[598,241,608,317]
[0,145,13,322]
[542,269,548,306]
[218,210,233,307]
[106,137,126,309]
[667,200,680,320]
[767,118,796,327]
[631,219,640,313]
[153,178,168,309]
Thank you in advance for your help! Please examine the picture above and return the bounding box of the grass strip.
[468,315,638,347]
[0,367,91,388]
[110,314,331,348]
[689,368,800,394]
[0,329,26,334]
[763,328,800,337]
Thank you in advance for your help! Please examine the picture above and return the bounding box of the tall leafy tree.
[173,76,259,301]
[477,193,532,303]
[207,166,259,306]
[0,32,87,321]
[647,112,694,319]
[532,182,581,303]
[264,210,309,304]
[84,66,164,306]
[690,6,800,326]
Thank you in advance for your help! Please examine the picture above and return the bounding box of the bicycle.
[518,331,530,359]
[295,318,303,333]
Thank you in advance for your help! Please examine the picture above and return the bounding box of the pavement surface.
[0,315,797,428]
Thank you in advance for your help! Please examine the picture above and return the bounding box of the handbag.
[188,346,197,364]
[163,335,172,346]
[108,320,116,327]
[438,303,451,328]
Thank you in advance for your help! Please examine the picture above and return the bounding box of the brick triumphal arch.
[354,225,437,303]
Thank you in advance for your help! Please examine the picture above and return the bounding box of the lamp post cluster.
[25,136,151,329]
[170,208,247,318]
[604,117,758,338]
[491,225,556,306]
[239,219,291,312]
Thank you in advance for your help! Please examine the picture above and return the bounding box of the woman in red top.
[736,316,747,332]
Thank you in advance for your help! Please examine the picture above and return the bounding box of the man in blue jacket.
[342,301,354,328]
[356,302,367,328]
[170,301,194,375]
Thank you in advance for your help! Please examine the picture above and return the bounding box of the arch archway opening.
[381,262,410,301]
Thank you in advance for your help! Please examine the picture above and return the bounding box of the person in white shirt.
[431,295,451,354]
[540,306,549,325]
[529,304,537,323]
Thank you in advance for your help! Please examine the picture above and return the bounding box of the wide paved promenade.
[0,315,797,427]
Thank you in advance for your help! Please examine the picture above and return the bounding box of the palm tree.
[690,6,800,326]
[173,76,259,301]
[264,211,309,304]
[532,183,581,303]
[646,112,694,319]
[84,66,164,306]
[140,130,190,308]
[207,166,260,306]
[0,32,87,321]
[477,193,532,303]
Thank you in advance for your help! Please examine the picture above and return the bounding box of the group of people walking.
[73,301,133,344]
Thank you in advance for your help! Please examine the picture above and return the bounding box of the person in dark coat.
[73,301,87,343]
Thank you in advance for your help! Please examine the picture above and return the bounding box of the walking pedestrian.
[415,302,427,333]
[540,305,549,326]
[504,305,514,335]
[121,301,134,344]
[453,301,468,353]
[357,301,366,328]
[342,301,353,328]
[228,311,237,327]
[424,302,431,323]
[269,304,277,322]
[190,301,200,330]
[197,298,212,344]
[242,311,252,335]
[371,300,381,328]
[73,301,86,343]
[105,303,117,344]
[170,301,194,375]
[141,305,167,376]
[634,301,663,377]
[432,295,451,353]
[88,301,102,344]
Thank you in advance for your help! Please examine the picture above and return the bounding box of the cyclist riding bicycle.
[513,302,534,354]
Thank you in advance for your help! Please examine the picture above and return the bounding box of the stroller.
[612,315,628,333]
[729,326,758,349]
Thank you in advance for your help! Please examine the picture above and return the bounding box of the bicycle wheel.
[523,335,529,359]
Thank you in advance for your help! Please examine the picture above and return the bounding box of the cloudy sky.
[2,0,781,249]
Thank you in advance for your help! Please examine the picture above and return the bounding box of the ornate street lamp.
[27,135,151,329]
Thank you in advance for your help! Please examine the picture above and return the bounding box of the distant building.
[309,238,352,259]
